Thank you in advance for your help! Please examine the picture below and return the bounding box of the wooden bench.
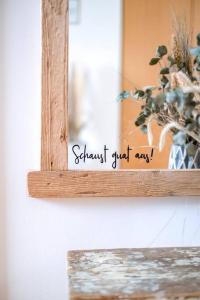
[68,247,200,299]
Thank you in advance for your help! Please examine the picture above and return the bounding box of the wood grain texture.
[28,170,200,198]
[68,247,200,299]
[41,0,68,171]
[29,0,200,198]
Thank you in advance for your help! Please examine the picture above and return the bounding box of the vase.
[168,144,200,169]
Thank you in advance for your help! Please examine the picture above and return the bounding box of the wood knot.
[60,127,67,142]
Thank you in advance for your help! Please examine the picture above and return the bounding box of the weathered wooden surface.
[41,0,68,171]
[68,248,200,299]
[28,170,200,198]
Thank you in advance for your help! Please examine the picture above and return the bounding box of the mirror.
[68,0,200,170]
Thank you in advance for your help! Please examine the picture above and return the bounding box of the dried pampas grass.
[171,15,192,77]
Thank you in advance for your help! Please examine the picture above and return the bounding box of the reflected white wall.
[68,0,122,169]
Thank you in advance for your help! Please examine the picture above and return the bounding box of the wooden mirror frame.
[28,0,200,198]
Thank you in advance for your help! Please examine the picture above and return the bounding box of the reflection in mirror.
[68,0,200,170]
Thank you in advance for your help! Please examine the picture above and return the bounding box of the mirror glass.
[68,0,200,170]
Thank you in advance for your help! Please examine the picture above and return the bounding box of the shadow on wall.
[0,1,8,298]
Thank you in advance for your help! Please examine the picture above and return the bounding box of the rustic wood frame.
[28,0,200,198]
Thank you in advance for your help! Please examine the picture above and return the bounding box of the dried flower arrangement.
[119,19,200,161]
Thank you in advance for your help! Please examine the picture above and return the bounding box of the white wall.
[0,1,200,300]
[0,0,7,297]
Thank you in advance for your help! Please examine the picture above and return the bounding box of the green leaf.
[134,89,145,98]
[140,124,147,134]
[151,102,160,113]
[146,97,154,108]
[143,107,151,117]
[160,75,169,88]
[157,45,167,57]
[155,93,165,107]
[194,55,200,64]
[166,91,178,104]
[144,86,157,91]
[117,91,130,101]
[184,101,196,118]
[197,33,200,46]
[191,76,197,82]
[149,57,160,65]
[190,47,200,57]
[135,114,145,126]
[160,67,169,75]
[173,131,186,146]
[167,55,175,66]
[176,91,193,113]
[186,122,196,131]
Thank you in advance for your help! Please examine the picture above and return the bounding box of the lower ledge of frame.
[28,170,200,198]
